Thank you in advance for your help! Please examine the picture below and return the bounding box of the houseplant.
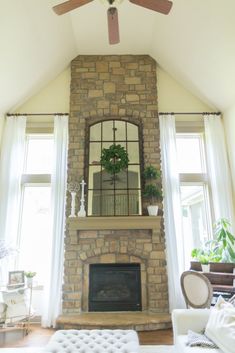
[191,218,235,271]
[213,218,235,263]
[143,165,162,216]
[191,243,220,272]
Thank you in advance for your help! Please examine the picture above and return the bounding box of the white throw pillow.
[2,289,30,323]
[205,296,235,353]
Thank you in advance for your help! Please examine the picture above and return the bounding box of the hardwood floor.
[138,329,173,345]
[1,325,173,347]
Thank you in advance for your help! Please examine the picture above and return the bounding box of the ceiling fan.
[53,0,173,45]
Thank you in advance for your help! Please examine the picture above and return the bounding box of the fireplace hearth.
[89,263,142,312]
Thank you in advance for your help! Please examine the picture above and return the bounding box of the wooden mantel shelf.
[68,216,161,231]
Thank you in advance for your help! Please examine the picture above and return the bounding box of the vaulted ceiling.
[1,0,235,114]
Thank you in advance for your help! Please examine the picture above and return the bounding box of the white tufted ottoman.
[44,329,139,353]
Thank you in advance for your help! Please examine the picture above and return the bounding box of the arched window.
[87,120,142,216]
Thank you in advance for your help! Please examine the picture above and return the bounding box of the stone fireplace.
[60,55,170,329]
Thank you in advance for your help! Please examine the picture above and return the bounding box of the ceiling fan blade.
[107,7,120,45]
[129,0,173,15]
[53,0,94,15]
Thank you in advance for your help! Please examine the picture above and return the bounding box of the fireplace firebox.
[89,263,142,312]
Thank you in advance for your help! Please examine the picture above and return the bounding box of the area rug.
[0,345,176,353]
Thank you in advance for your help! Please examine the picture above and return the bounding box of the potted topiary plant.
[143,165,162,216]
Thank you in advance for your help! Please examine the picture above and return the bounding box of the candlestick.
[69,192,76,218]
[78,179,86,217]
[68,182,80,218]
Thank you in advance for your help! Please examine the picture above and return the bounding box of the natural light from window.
[25,135,53,174]
[18,187,51,284]
[176,135,205,173]
[17,134,53,285]
[180,185,210,267]
[176,131,212,269]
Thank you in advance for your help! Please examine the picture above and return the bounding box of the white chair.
[180,270,213,308]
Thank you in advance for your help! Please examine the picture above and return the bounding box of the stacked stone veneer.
[63,228,168,313]
[63,55,169,314]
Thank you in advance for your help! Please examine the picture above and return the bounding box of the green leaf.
[143,165,160,180]
[227,245,235,261]
[100,144,129,175]
[227,231,235,244]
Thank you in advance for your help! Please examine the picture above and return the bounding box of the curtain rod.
[6,113,69,116]
[159,112,221,116]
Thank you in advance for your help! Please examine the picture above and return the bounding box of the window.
[16,134,53,284]
[176,135,205,173]
[87,120,142,216]
[24,135,53,174]
[176,128,213,267]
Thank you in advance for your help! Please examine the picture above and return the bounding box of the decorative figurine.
[68,182,80,218]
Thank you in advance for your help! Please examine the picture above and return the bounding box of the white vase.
[201,264,210,272]
[147,205,159,216]
[26,277,33,287]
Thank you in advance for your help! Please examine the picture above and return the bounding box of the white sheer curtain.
[0,116,26,282]
[41,115,68,328]
[204,114,235,231]
[159,114,185,311]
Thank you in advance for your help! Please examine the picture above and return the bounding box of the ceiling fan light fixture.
[53,0,172,45]
[107,7,120,45]
[99,0,124,6]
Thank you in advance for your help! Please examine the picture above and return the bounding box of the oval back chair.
[180,270,213,308]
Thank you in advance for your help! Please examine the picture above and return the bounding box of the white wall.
[0,66,70,150]
[17,67,70,116]
[157,66,213,113]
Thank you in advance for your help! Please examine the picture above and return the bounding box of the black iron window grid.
[87,119,143,216]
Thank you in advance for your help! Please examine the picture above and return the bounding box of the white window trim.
[21,174,51,184]
[180,173,208,183]
[26,119,54,134]
[176,120,204,133]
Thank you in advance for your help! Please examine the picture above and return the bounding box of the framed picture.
[8,271,25,288]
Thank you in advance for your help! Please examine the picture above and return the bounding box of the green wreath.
[100,144,129,175]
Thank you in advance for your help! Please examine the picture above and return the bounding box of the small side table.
[0,285,34,335]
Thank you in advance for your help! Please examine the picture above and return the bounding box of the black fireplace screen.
[89,263,142,311]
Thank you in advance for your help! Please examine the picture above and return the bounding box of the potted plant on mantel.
[191,218,235,272]
[143,165,162,216]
